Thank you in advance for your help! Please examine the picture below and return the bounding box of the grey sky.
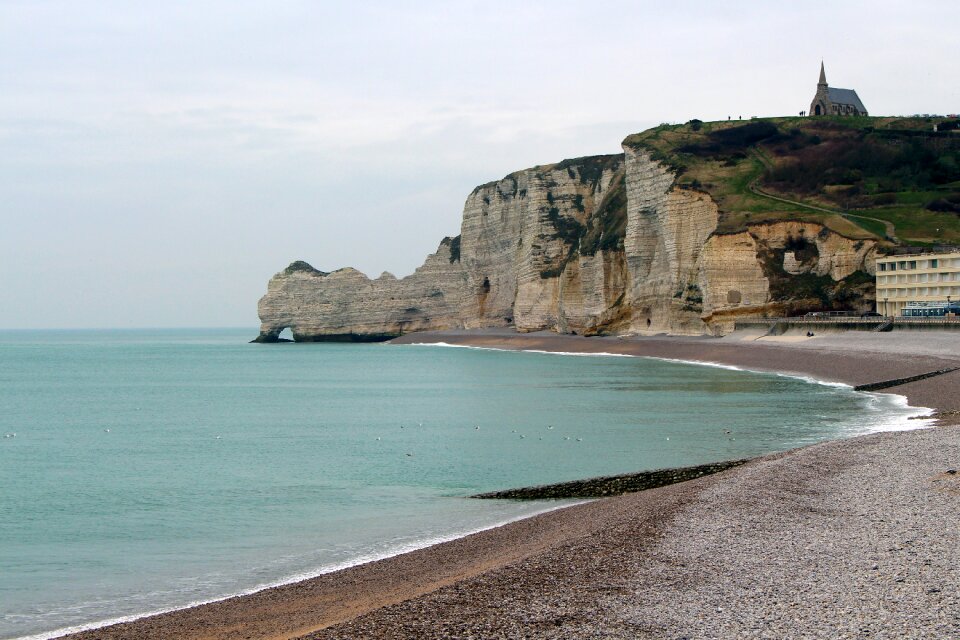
[1,1,956,328]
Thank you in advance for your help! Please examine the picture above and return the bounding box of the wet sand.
[61,331,960,639]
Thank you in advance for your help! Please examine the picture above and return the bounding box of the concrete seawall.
[734,317,960,336]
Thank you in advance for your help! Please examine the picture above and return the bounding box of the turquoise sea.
[0,329,929,639]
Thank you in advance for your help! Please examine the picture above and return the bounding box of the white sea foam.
[407,341,633,358]
[638,356,935,432]
[847,390,935,433]
[13,501,585,640]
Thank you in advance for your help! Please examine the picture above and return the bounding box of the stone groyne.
[853,367,960,392]
[471,458,749,500]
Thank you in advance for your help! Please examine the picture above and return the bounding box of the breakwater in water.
[853,367,959,392]
[472,459,750,500]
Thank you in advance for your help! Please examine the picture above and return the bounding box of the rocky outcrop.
[699,232,771,319]
[747,221,876,279]
[254,239,465,342]
[458,156,625,334]
[257,156,633,341]
[623,147,720,335]
[255,143,878,342]
[698,223,877,334]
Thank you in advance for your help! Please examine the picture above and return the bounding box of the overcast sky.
[1,1,956,329]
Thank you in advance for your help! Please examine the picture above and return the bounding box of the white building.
[875,251,960,316]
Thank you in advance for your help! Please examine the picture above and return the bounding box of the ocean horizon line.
[0,326,259,333]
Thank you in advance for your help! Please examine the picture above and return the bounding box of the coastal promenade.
[733,315,960,335]
[63,330,960,639]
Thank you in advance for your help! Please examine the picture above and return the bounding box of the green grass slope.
[623,116,960,247]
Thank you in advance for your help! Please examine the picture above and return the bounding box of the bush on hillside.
[763,133,960,204]
[677,121,780,159]
[926,195,960,214]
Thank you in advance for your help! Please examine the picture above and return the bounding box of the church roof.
[827,87,866,112]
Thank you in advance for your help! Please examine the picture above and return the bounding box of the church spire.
[819,61,827,86]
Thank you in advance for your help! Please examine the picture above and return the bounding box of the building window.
[931,259,939,268]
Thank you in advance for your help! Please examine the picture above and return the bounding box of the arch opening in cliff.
[251,326,293,343]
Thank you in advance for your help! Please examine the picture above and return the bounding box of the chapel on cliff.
[808,62,868,116]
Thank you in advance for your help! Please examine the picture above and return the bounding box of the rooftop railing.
[734,316,960,325]
[878,246,960,257]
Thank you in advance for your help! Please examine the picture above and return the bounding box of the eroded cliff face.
[256,147,877,342]
[459,156,625,334]
[699,232,771,327]
[699,222,877,334]
[623,147,720,335]
[255,239,465,342]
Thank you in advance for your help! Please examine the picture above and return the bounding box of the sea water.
[0,329,929,639]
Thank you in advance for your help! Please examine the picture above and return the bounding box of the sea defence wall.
[734,317,960,335]
[471,459,749,500]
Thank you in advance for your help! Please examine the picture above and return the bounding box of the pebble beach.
[61,330,960,639]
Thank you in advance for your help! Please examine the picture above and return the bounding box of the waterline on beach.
[404,341,936,434]
[1,329,931,639]
[408,340,635,358]
[13,501,583,640]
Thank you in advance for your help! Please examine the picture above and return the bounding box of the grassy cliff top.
[623,116,960,245]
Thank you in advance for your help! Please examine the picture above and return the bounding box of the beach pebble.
[306,418,960,639]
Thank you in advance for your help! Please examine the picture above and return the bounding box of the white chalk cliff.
[256,144,876,342]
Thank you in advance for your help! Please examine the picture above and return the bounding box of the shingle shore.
[309,426,960,639]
